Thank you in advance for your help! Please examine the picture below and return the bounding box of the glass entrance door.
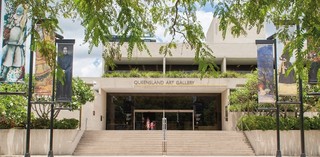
[133,109,194,130]
[106,93,222,130]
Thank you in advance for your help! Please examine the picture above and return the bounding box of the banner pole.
[25,20,35,157]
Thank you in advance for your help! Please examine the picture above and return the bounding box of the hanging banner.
[308,52,320,84]
[256,40,275,104]
[277,42,297,96]
[0,0,2,55]
[0,1,28,82]
[34,22,54,97]
[56,39,75,102]
[276,25,297,95]
[308,37,320,84]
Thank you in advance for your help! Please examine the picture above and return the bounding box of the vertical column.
[221,57,227,73]
[163,57,166,75]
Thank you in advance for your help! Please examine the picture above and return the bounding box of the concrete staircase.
[73,130,255,156]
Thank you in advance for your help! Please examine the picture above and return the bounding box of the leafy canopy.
[214,0,320,77]
[14,0,216,75]
[12,0,320,78]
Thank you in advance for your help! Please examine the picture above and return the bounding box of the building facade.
[68,18,266,131]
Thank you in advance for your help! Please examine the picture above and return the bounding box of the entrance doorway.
[134,109,194,130]
[106,93,222,130]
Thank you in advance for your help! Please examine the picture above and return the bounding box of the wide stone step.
[73,130,255,156]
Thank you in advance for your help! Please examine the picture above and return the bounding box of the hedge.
[0,118,79,129]
[237,115,320,131]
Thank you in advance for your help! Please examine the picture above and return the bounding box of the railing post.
[162,114,167,155]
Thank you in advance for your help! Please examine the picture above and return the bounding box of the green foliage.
[166,71,187,78]
[11,0,320,83]
[54,118,79,129]
[32,77,94,121]
[229,71,260,113]
[31,118,52,129]
[229,70,320,114]
[0,77,93,129]
[0,116,16,129]
[237,115,320,131]
[310,116,320,130]
[0,83,28,128]
[30,118,79,129]
[237,115,276,131]
[219,71,241,78]
[70,77,95,110]
[128,69,142,77]
[103,69,247,78]
[214,0,320,79]
[13,0,218,80]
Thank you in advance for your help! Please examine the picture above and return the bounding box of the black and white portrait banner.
[56,39,75,102]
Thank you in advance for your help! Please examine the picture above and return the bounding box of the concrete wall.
[221,89,228,130]
[245,130,320,156]
[223,112,244,131]
[0,129,83,155]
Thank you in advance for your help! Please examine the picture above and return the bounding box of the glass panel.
[166,112,193,130]
[106,94,221,130]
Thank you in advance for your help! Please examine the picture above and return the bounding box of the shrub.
[55,118,79,129]
[0,116,15,129]
[128,69,141,77]
[310,116,320,129]
[31,118,51,129]
[219,71,242,78]
[237,115,320,131]
[30,118,78,129]
[280,116,297,130]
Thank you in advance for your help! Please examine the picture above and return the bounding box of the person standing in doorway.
[146,117,150,130]
[151,121,156,130]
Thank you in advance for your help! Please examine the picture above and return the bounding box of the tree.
[32,77,94,119]
[12,0,217,77]
[230,71,320,116]
[229,71,260,114]
[0,76,93,128]
[10,0,320,78]
[214,0,320,77]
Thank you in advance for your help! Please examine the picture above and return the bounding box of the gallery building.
[67,18,266,131]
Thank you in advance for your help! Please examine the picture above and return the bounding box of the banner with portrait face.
[256,40,275,104]
[0,1,28,83]
[56,39,75,102]
[34,22,54,97]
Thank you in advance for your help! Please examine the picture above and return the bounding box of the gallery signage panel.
[133,80,195,86]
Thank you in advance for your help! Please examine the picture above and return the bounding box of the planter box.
[0,129,83,155]
[245,130,320,156]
